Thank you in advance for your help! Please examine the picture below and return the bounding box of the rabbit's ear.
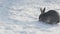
[40,7,45,14]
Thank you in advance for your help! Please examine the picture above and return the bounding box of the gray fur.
[39,8,59,24]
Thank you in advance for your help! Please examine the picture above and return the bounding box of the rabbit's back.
[39,10,59,24]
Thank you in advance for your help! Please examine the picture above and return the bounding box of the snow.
[0,0,60,34]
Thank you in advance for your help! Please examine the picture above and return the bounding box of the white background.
[0,0,60,34]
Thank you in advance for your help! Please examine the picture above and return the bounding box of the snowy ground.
[0,0,60,34]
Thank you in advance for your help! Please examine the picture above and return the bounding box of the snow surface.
[0,0,60,34]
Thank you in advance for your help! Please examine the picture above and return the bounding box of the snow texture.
[0,0,60,34]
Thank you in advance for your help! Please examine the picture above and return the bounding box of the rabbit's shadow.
[28,20,59,31]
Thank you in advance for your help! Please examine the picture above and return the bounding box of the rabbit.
[39,7,59,24]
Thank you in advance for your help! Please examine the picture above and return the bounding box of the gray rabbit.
[39,8,59,24]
